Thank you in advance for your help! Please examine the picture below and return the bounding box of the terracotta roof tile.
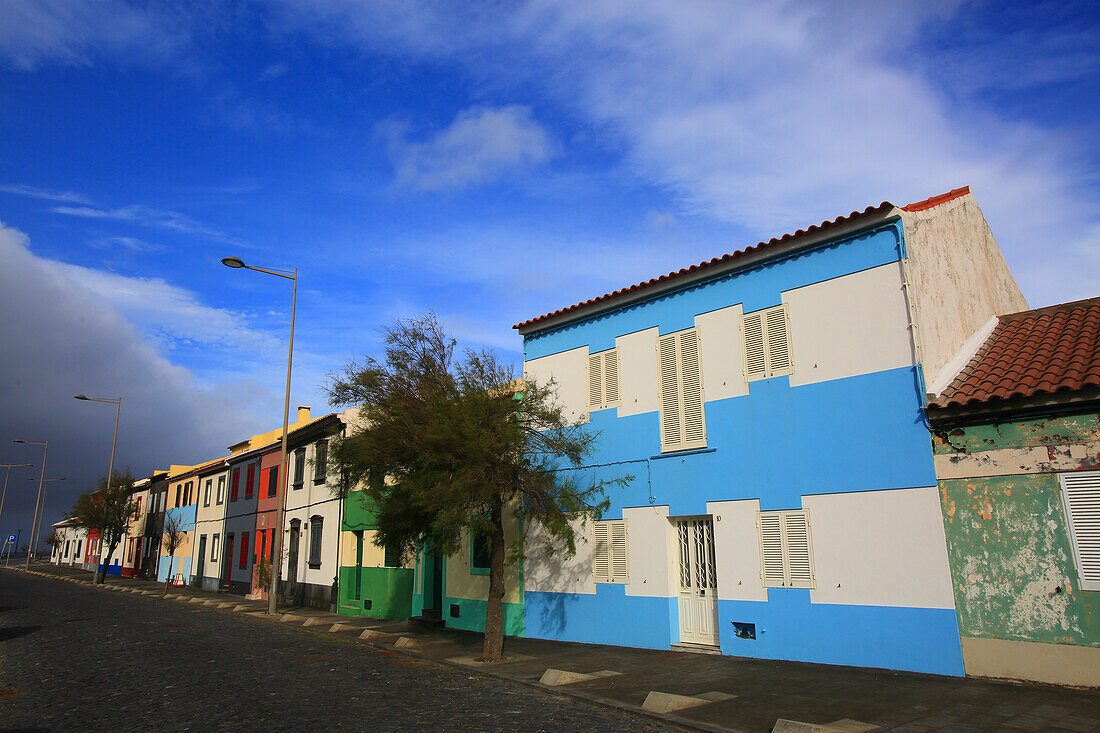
[929,297,1100,409]
[514,187,970,331]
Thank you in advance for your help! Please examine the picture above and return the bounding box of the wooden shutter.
[758,512,785,587]
[588,352,603,411]
[610,520,628,582]
[593,521,610,583]
[679,330,706,450]
[765,306,792,376]
[743,311,767,380]
[1061,471,1100,591]
[658,334,682,450]
[783,510,814,589]
[603,350,620,407]
[743,305,792,380]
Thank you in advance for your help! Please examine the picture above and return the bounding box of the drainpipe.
[895,222,931,428]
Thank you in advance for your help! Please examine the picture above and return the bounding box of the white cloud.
[384,105,556,191]
[0,182,94,204]
[51,203,244,245]
[42,260,280,355]
[0,220,268,539]
[90,235,166,253]
[0,0,186,70]
[268,0,1099,308]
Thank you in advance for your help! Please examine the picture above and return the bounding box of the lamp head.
[74,394,88,400]
[221,256,246,269]
[13,440,25,444]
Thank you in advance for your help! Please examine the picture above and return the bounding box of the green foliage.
[67,469,141,543]
[326,312,627,563]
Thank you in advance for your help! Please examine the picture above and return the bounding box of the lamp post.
[75,395,122,574]
[27,476,66,562]
[222,255,297,615]
[0,462,33,526]
[14,440,48,569]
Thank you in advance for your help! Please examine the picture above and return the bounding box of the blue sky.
[0,0,1097,541]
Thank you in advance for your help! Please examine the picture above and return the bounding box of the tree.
[161,511,186,596]
[327,313,626,662]
[45,528,64,573]
[68,470,140,584]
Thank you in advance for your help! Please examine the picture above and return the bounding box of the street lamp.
[27,476,65,562]
[222,255,297,615]
[14,439,48,569]
[74,393,122,499]
[0,462,33,526]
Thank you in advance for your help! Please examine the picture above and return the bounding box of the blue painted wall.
[521,221,965,676]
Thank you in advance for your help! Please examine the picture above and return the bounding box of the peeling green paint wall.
[935,412,1100,648]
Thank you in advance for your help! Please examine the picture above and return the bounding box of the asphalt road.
[0,571,671,731]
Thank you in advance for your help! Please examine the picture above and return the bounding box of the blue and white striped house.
[516,187,1028,676]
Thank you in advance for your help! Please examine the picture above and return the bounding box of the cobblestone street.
[0,571,670,731]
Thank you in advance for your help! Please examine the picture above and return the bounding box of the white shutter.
[610,520,628,582]
[783,510,814,589]
[765,306,792,376]
[588,353,603,412]
[593,521,610,583]
[1061,472,1100,591]
[658,334,682,450]
[679,330,707,450]
[743,311,767,380]
[758,512,785,587]
[603,350,620,407]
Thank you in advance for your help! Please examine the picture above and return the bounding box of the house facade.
[191,462,229,591]
[224,446,262,595]
[50,519,86,567]
[140,471,168,580]
[337,489,414,620]
[927,297,1100,686]
[120,479,149,578]
[515,187,1026,675]
[280,412,344,610]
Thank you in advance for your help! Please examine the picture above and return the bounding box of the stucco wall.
[933,412,1100,685]
[900,193,1028,385]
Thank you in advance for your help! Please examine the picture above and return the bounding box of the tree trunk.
[480,501,507,663]
[162,554,174,596]
[97,538,119,585]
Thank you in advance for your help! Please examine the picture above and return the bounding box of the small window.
[1061,471,1100,591]
[593,519,628,583]
[293,449,305,489]
[383,543,400,569]
[258,530,267,564]
[216,475,225,505]
[203,479,212,507]
[211,533,220,563]
[308,516,323,568]
[231,468,240,501]
[239,533,250,569]
[471,527,491,575]
[175,485,181,507]
[588,348,621,412]
[314,441,328,484]
[245,465,255,499]
[758,509,814,589]
[185,481,193,505]
[743,304,792,381]
[267,465,279,498]
[657,329,706,453]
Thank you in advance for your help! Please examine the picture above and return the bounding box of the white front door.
[676,517,720,646]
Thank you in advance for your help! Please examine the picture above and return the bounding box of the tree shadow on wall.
[530,551,585,637]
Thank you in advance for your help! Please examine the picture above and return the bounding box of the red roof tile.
[514,187,969,331]
[929,297,1100,410]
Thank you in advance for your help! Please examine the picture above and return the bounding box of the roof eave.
[517,206,900,336]
[927,386,1100,428]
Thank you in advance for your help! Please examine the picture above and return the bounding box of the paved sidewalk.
[16,564,1100,732]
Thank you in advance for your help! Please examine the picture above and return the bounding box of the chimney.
[297,405,311,423]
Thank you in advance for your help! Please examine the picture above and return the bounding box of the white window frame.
[757,509,815,589]
[742,304,793,381]
[593,519,629,583]
[216,475,225,505]
[657,328,707,453]
[587,347,621,412]
[1060,471,1100,592]
[211,533,220,563]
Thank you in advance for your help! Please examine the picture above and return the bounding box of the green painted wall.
[934,413,1100,454]
[338,566,414,619]
[342,491,378,531]
[936,413,1100,647]
[443,596,524,636]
